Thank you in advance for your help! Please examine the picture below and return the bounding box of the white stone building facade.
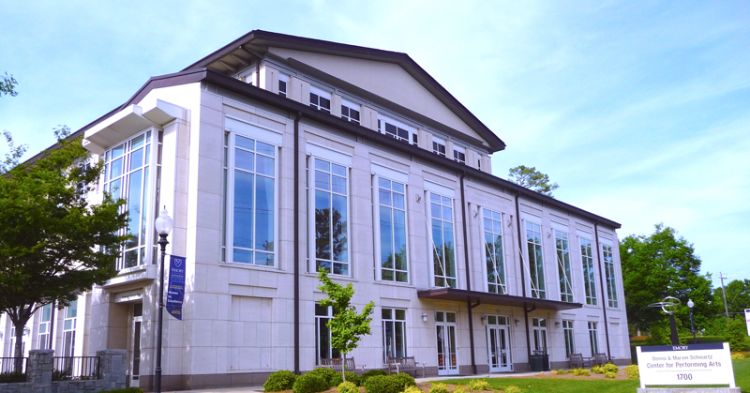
[0,30,630,391]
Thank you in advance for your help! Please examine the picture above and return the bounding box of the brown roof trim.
[203,70,620,229]
[418,288,583,311]
[182,29,506,152]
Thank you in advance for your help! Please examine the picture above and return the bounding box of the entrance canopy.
[417,288,583,311]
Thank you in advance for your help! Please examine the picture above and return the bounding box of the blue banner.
[166,255,186,320]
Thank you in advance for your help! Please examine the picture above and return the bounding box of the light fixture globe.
[687,298,695,309]
[155,207,173,236]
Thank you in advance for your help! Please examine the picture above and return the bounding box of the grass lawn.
[437,357,750,393]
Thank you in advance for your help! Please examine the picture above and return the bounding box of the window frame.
[602,242,618,308]
[428,191,457,288]
[340,98,361,124]
[482,208,506,294]
[588,321,599,356]
[222,121,280,267]
[315,303,339,365]
[37,304,52,350]
[309,155,351,276]
[382,307,407,362]
[374,174,409,283]
[432,136,446,157]
[555,229,574,303]
[531,318,548,354]
[453,145,466,164]
[563,320,575,358]
[377,115,416,145]
[524,219,546,299]
[579,235,598,306]
[277,73,289,97]
[309,86,332,113]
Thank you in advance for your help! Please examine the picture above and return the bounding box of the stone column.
[28,349,54,389]
[97,349,128,390]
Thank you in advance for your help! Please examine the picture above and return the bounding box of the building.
[0,30,630,391]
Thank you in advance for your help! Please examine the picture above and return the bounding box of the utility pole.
[720,272,730,318]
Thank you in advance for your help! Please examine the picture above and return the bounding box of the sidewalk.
[165,372,544,393]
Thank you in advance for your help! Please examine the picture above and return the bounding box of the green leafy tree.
[713,279,750,317]
[0,132,128,362]
[317,270,374,382]
[1,131,27,173]
[1,72,18,97]
[620,224,714,338]
[507,165,558,196]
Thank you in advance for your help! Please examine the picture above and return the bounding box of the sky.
[1,1,748,288]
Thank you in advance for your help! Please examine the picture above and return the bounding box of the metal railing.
[0,357,27,382]
[52,356,100,380]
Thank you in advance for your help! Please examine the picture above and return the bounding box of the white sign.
[745,308,750,336]
[636,343,736,388]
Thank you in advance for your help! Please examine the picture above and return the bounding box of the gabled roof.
[183,29,506,152]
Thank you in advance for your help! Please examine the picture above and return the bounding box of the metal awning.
[417,288,583,311]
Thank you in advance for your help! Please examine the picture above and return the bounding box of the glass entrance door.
[486,315,511,372]
[129,303,142,387]
[435,311,458,375]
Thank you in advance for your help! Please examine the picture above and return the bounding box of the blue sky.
[2,1,748,288]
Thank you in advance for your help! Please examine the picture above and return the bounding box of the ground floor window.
[563,320,575,357]
[315,304,339,364]
[531,318,547,353]
[588,321,599,356]
[382,308,407,361]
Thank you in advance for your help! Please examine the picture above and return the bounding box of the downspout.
[594,223,612,360]
[514,194,532,364]
[293,112,301,374]
[459,173,477,374]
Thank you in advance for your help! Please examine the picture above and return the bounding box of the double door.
[486,315,512,372]
[435,311,458,375]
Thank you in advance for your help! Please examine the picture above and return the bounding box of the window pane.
[233,171,254,248]
[255,175,274,251]
[236,150,255,171]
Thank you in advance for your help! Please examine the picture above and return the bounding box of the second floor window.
[580,237,597,305]
[313,158,349,275]
[525,221,546,299]
[483,209,506,294]
[555,229,574,302]
[104,131,155,270]
[223,132,276,266]
[603,244,618,308]
[432,137,446,156]
[310,87,331,113]
[430,193,456,288]
[377,178,408,282]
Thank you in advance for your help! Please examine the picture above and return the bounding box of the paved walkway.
[165,372,544,393]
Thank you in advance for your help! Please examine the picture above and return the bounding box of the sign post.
[166,255,186,320]
[636,342,739,392]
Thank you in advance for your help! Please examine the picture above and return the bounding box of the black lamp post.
[154,207,173,393]
[687,298,696,340]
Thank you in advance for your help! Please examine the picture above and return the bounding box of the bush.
[503,386,522,393]
[604,371,617,379]
[429,383,449,393]
[468,379,490,391]
[361,369,387,385]
[602,362,618,374]
[391,372,416,389]
[306,367,338,388]
[591,365,604,374]
[454,387,466,393]
[99,389,144,393]
[404,386,422,393]
[624,364,639,380]
[293,373,330,393]
[332,371,362,386]
[338,381,359,393]
[571,368,590,376]
[364,375,403,393]
[265,370,298,391]
[0,372,26,383]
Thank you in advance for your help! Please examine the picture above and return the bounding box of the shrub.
[454,387,467,393]
[0,372,26,383]
[361,369,387,385]
[571,368,590,376]
[591,365,604,374]
[624,364,639,380]
[293,373,329,393]
[468,379,490,391]
[265,370,298,391]
[364,375,403,393]
[391,372,416,389]
[99,389,144,393]
[602,363,618,374]
[306,367,338,388]
[732,352,748,360]
[404,386,423,393]
[338,381,359,393]
[604,371,617,379]
[503,386,522,393]
[429,383,449,393]
[332,371,362,386]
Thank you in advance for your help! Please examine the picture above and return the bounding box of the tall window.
[531,318,547,353]
[315,304,339,364]
[37,304,52,349]
[341,100,360,124]
[432,137,446,156]
[580,237,597,305]
[314,158,349,275]
[563,320,575,358]
[603,244,618,308]
[588,321,599,356]
[278,74,288,97]
[378,178,408,282]
[555,230,574,302]
[453,146,466,164]
[104,131,154,270]
[382,308,407,361]
[525,221,546,299]
[309,87,331,113]
[62,300,77,357]
[483,209,506,294]
[223,133,276,266]
[430,193,456,288]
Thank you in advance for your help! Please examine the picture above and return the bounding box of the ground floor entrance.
[486,315,512,372]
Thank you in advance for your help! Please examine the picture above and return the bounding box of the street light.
[154,207,173,393]
[687,298,696,340]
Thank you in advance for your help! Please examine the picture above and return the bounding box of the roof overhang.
[417,288,583,311]
[83,99,186,154]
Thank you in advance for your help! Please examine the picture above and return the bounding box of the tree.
[1,131,27,173]
[507,165,558,196]
[317,270,374,381]
[713,279,750,318]
[0,132,128,362]
[1,72,18,97]
[620,224,713,339]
